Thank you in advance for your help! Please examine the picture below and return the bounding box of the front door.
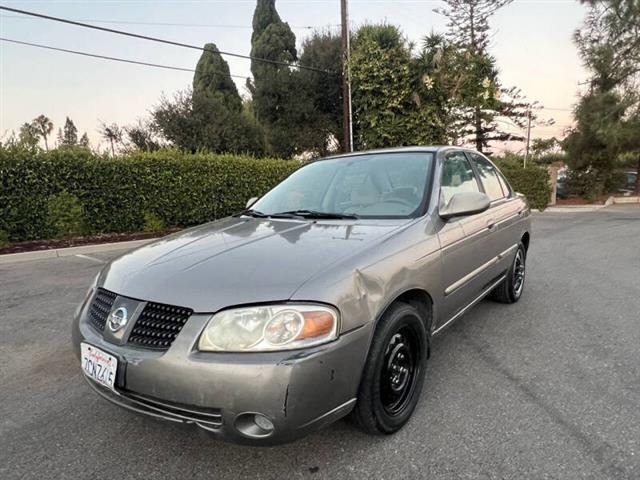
[436,151,498,326]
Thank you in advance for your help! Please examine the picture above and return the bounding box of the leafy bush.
[0,230,8,247]
[0,148,298,242]
[536,152,567,165]
[564,168,627,200]
[142,212,165,233]
[46,191,85,238]
[494,159,551,211]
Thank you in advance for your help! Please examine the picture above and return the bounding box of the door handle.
[487,221,497,232]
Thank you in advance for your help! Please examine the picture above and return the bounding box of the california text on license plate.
[81,343,118,390]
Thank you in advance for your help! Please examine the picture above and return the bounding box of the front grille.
[127,301,193,350]
[88,288,117,332]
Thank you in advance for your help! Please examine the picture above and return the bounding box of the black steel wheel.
[380,327,420,416]
[351,302,427,435]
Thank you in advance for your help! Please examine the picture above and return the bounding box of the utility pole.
[341,0,353,153]
[524,107,532,168]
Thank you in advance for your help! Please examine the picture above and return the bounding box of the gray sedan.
[72,146,531,445]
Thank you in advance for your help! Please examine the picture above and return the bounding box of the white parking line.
[75,254,105,264]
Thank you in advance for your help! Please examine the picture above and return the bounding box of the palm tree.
[32,115,53,151]
[99,122,123,156]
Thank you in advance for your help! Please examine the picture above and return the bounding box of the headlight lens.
[198,304,338,352]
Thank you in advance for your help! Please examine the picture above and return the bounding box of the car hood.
[100,216,407,312]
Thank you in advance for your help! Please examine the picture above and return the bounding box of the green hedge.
[493,160,551,211]
[0,148,298,242]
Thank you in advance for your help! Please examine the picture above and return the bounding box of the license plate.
[81,343,118,390]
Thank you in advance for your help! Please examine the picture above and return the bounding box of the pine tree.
[193,43,242,113]
[251,0,282,43]
[57,117,78,147]
[250,0,301,157]
[436,0,513,53]
[564,0,640,195]
[60,117,78,147]
[79,133,90,148]
[435,0,530,152]
[297,30,343,155]
[152,43,266,155]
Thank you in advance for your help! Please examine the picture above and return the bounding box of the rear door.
[467,152,522,274]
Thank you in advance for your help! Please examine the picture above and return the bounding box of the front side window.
[252,152,434,218]
[440,151,481,207]
[469,153,506,202]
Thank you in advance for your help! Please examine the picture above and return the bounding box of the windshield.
[251,152,433,218]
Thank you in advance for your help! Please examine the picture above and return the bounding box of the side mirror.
[439,192,490,220]
[246,197,259,209]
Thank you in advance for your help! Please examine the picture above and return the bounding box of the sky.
[0,0,588,153]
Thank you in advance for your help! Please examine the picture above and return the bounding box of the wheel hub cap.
[513,249,525,297]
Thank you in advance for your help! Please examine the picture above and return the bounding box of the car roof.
[321,145,470,161]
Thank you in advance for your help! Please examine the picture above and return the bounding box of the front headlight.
[198,304,339,352]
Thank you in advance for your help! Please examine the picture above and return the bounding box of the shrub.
[46,191,85,238]
[0,230,8,247]
[0,148,298,242]
[494,159,551,211]
[142,212,165,233]
[563,167,627,200]
[536,152,567,165]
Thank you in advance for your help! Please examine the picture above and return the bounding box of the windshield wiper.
[270,209,359,220]
[234,209,269,218]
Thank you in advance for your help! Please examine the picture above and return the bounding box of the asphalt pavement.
[1,206,639,480]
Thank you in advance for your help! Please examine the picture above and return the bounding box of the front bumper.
[72,302,371,445]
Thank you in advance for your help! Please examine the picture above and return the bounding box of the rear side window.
[440,151,481,206]
[469,153,506,201]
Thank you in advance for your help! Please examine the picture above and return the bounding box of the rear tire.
[351,302,427,435]
[491,242,526,304]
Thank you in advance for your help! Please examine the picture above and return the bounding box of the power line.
[0,5,334,74]
[0,36,247,79]
[0,14,331,30]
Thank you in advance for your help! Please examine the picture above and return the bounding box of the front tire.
[351,302,427,435]
[491,242,527,303]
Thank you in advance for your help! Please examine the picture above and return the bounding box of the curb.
[0,238,156,265]
[536,205,609,213]
[613,196,640,204]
